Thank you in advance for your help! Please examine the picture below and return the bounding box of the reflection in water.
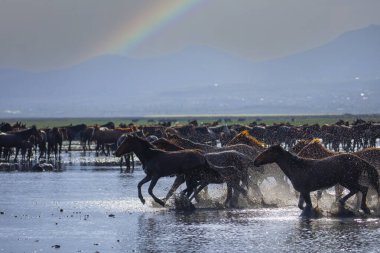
[136,212,211,252]
[283,218,379,252]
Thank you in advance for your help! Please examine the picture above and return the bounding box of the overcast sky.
[1,0,380,71]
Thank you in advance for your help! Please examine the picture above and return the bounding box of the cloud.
[0,0,379,70]
[4,110,21,115]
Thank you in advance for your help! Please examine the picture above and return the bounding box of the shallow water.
[0,151,380,252]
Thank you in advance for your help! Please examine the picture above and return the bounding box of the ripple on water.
[63,198,167,213]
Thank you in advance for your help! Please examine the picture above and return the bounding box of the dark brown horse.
[254,145,379,214]
[152,138,264,206]
[114,135,243,207]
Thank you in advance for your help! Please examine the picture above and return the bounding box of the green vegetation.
[2,114,380,128]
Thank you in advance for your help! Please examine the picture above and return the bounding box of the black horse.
[254,145,380,214]
[114,135,245,207]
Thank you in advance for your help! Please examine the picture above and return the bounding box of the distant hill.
[1,25,380,117]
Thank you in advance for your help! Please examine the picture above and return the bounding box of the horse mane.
[132,136,166,154]
[298,139,335,159]
[152,138,184,151]
[291,139,312,153]
[115,127,134,132]
[229,130,266,148]
[309,138,321,144]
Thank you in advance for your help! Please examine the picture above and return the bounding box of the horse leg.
[182,178,199,198]
[353,192,362,211]
[14,147,20,162]
[231,180,254,207]
[119,156,124,173]
[189,182,208,201]
[224,186,233,207]
[359,186,370,214]
[47,144,51,160]
[54,145,58,160]
[301,192,313,211]
[339,189,358,207]
[250,181,265,202]
[298,194,305,210]
[163,175,186,203]
[147,176,165,206]
[131,153,135,173]
[248,177,264,201]
[125,154,131,172]
[138,175,152,205]
[335,185,343,202]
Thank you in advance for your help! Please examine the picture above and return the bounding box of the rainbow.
[90,0,203,58]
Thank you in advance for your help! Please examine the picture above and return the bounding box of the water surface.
[0,151,379,253]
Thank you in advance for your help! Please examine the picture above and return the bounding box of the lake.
[0,151,379,253]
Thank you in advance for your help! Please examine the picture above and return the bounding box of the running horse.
[0,126,40,161]
[152,138,264,206]
[254,145,380,214]
[114,135,246,207]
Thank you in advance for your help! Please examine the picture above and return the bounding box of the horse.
[254,145,380,214]
[116,134,135,173]
[64,124,87,151]
[0,122,12,132]
[36,130,47,159]
[114,135,246,207]
[80,126,95,151]
[225,130,291,191]
[47,127,63,160]
[0,126,39,161]
[297,140,380,207]
[151,138,264,205]
[92,126,133,155]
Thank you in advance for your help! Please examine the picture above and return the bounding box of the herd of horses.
[1,119,380,215]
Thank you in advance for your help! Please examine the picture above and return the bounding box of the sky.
[1,0,380,71]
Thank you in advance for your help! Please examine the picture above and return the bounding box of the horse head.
[114,134,143,157]
[30,125,40,138]
[253,145,283,167]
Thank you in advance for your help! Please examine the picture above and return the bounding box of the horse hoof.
[362,207,371,215]
[141,199,146,205]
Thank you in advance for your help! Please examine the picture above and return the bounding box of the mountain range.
[1,25,380,117]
